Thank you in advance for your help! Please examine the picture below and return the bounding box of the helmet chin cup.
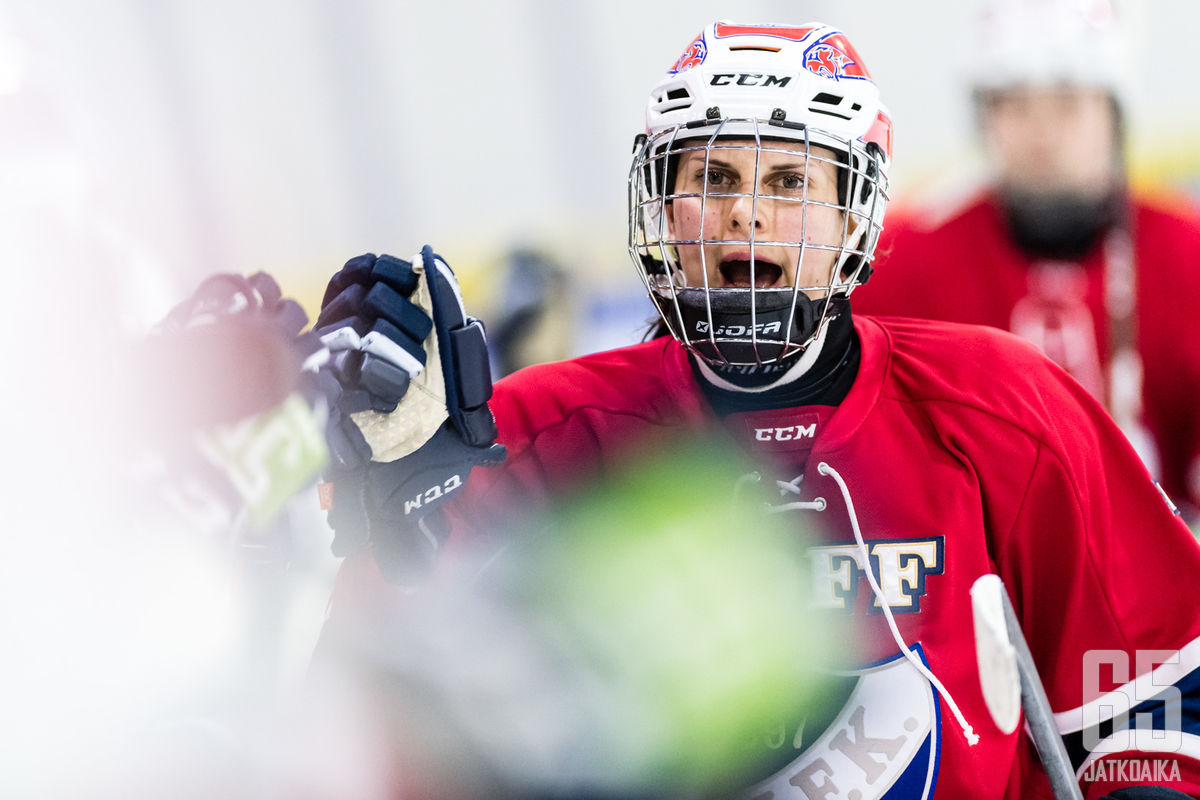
[658,287,843,366]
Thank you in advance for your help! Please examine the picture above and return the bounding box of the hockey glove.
[135,271,329,549]
[315,247,506,576]
[154,271,324,426]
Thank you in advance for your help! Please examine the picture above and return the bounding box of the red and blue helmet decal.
[803,32,873,81]
[713,22,820,42]
[670,32,708,74]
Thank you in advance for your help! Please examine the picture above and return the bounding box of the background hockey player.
[312,19,1200,799]
[853,0,1200,528]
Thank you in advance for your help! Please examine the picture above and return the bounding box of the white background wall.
[4,0,1198,328]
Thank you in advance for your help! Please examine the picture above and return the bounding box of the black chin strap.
[693,309,861,416]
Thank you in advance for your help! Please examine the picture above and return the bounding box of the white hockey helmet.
[969,0,1133,104]
[628,21,892,366]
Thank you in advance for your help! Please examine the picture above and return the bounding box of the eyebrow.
[685,156,809,171]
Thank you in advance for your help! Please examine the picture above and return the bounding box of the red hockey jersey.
[854,190,1200,518]
[331,317,1200,798]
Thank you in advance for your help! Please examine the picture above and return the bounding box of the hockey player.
[852,0,1200,526]
[314,20,1200,799]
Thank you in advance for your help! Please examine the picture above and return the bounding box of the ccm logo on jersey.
[404,474,464,515]
[709,73,793,88]
[810,536,945,614]
[695,320,782,336]
[756,423,816,441]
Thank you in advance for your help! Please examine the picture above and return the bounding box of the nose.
[725,192,766,235]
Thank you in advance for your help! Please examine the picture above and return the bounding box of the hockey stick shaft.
[999,588,1085,800]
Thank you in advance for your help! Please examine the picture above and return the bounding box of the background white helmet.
[629,21,892,366]
[968,0,1133,105]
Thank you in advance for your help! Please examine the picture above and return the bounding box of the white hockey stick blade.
[971,574,1022,734]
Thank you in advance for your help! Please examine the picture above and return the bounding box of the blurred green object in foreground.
[197,391,328,528]
[460,437,853,796]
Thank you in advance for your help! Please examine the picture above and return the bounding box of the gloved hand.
[314,247,506,580]
[132,271,329,549]
[152,272,325,423]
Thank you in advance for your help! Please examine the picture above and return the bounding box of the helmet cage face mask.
[629,120,888,366]
[628,22,892,367]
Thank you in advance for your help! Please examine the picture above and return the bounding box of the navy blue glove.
[315,247,506,580]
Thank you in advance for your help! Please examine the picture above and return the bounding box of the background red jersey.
[854,190,1200,519]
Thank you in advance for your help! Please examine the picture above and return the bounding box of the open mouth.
[719,257,783,289]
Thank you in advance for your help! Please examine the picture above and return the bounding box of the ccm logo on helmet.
[695,320,783,336]
[710,73,793,88]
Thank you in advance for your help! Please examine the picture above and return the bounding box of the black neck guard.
[694,307,860,416]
